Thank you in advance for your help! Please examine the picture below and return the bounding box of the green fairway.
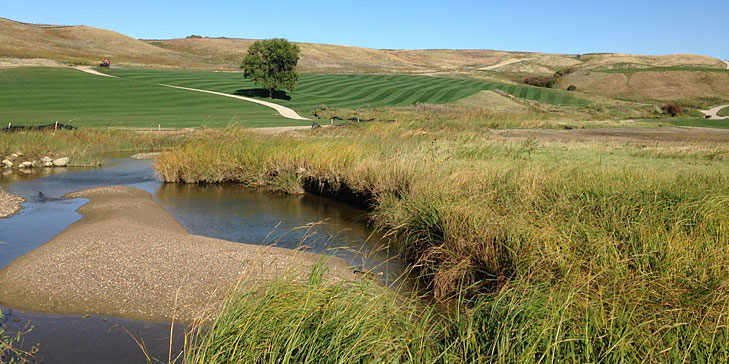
[719,106,729,117]
[644,116,729,129]
[105,68,590,112]
[0,67,301,128]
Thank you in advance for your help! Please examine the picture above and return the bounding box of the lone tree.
[241,38,300,98]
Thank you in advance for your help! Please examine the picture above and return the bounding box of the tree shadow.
[234,89,291,100]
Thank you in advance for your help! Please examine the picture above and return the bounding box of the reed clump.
[157,122,729,363]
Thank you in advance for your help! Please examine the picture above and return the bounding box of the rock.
[2,160,13,168]
[52,157,69,167]
[19,161,32,169]
[31,160,38,167]
[10,153,18,159]
[41,156,53,163]
[44,161,54,168]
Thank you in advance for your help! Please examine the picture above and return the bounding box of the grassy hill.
[2,17,724,74]
[556,68,729,107]
[149,36,726,74]
[0,17,225,69]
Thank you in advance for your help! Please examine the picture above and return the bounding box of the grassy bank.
[0,129,186,166]
[158,122,729,362]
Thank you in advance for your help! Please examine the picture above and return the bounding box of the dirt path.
[74,66,118,78]
[495,126,729,143]
[700,104,729,120]
[0,186,354,322]
[159,84,309,120]
[480,58,530,71]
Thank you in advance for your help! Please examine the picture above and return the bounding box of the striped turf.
[0,67,302,128]
[105,69,590,114]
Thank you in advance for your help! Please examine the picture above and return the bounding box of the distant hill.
[1,17,727,104]
[0,17,222,69]
[148,37,725,74]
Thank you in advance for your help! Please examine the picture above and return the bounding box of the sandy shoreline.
[0,189,24,218]
[0,186,355,322]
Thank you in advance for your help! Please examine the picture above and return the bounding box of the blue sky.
[4,0,729,59]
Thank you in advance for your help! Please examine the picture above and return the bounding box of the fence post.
[357,118,360,123]
[330,118,333,125]
[55,121,58,130]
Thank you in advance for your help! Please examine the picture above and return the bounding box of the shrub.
[662,103,681,117]
[567,85,577,91]
[523,76,556,88]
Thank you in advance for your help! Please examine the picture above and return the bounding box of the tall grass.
[0,129,187,166]
[158,122,729,362]
[184,268,441,364]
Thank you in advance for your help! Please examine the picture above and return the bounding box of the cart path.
[74,66,118,78]
[74,66,309,120]
[159,84,309,120]
[700,104,729,120]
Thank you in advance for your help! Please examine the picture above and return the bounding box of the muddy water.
[0,158,406,363]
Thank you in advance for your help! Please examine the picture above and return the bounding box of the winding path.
[701,104,729,120]
[160,84,309,120]
[74,66,309,120]
[479,58,530,71]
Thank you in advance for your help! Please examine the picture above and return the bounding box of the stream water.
[0,158,406,363]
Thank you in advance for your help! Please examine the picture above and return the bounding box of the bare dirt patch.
[495,127,729,143]
[0,57,66,68]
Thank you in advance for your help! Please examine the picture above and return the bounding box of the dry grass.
[557,70,729,106]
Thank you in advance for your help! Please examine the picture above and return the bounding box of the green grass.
[719,106,729,117]
[0,67,305,128]
[596,66,729,74]
[104,68,590,113]
[645,116,729,129]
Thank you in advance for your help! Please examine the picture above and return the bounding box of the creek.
[0,157,406,363]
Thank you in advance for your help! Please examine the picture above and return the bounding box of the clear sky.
[4,0,729,60]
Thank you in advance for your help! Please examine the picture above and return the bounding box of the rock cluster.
[1,152,69,170]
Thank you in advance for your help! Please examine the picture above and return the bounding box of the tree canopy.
[241,38,300,98]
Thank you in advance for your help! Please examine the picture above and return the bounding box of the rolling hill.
[2,17,725,74]
[1,16,727,105]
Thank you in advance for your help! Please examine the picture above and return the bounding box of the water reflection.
[0,159,409,363]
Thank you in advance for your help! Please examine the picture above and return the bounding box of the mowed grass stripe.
[106,69,589,111]
[0,67,304,128]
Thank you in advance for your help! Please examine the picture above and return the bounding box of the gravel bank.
[0,186,355,322]
[0,189,24,218]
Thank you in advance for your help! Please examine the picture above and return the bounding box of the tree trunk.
[269,88,274,98]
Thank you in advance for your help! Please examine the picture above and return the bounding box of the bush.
[523,76,556,88]
[662,103,681,117]
[567,85,577,91]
